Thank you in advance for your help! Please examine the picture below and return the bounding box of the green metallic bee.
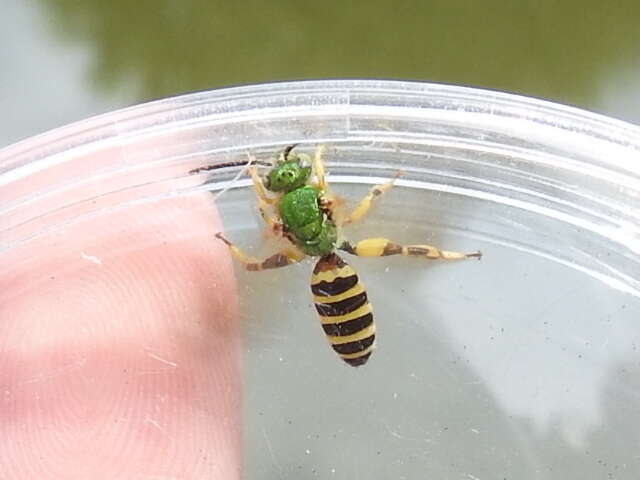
[191,145,481,366]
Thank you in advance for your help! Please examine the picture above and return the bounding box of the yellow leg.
[343,172,402,225]
[339,237,482,260]
[247,158,275,205]
[215,233,306,271]
[312,145,327,190]
[247,161,280,230]
[309,145,348,224]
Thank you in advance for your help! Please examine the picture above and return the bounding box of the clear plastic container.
[1,80,639,479]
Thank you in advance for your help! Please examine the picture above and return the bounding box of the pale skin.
[0,193,241,479]
[216,145,482,270]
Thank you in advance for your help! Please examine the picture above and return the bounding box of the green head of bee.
[264,146,311,192]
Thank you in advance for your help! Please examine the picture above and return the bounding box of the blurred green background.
[2,0,640,147]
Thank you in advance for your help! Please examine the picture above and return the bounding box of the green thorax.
[279,185,337,256]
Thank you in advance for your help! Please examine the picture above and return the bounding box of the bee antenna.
[283,144,299,161]
[189,159,270,175]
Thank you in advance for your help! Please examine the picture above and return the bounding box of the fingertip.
[1,193,242,478]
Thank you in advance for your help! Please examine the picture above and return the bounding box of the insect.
[191,145,481,367]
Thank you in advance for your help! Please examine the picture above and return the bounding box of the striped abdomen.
[310,253,375,367]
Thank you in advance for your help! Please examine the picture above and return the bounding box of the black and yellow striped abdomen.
[310,253,375,366]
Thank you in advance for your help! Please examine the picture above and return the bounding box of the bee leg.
[312,145,328,190]
[247,162,280,229]
[339,237,482,261]
[248,159,275,204]
[342,172,402,225]
[312,146,351,224]
[215,233,306,271]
